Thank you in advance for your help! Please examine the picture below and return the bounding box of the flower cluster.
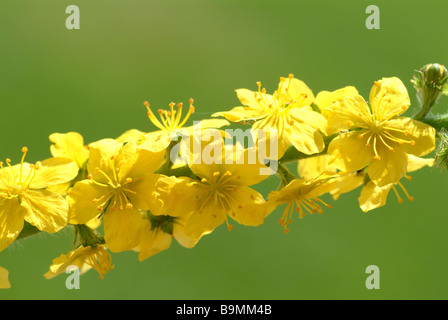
[0,69,441,285]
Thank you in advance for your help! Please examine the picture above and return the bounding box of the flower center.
[254,74,308,115]
[89,156,135,212]
[186,170,240,231]
[0,147,39,199]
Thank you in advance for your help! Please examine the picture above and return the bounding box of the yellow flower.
[44,244,113,280]
[67,139,165,253]
[266,172,337,233]
[157,142,270,241]
[325,77,436,187]
[117,99,229,152]
[0,266,11,289]
[306,154,433,212]
[0,147,78,252]
[49,132,89,169]
[212,74,327,158]
[136,211,197,261]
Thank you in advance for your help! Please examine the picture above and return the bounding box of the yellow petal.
[359,181,392,212]
[212,106,267,123]
[139,131,171,152]
[322,95,372,133]
[149,176,198,217]
[103,207,143,253]
[224,148,272,186]
[322,172,364,200]
[172,221,200,248]
[30,158,79,189]
[87,139,123,183]
[277,77,314,108]
[328,131,373,172]
[67,180,105,224]
[369,77,410,121]
[0,267,11,289]
[21,189,69,233]
[297,155,336,181]
[314,86,359,110]
[406,154,434,172]
[236,88,274,109]
[252,113,291,159]
[116,129,146,144]
[117,145,165,183]
[183,202,226,240]
[137,220,173,261]
[49,132,89,168]
[288,108,326,155]
[0,198,25,253]
[227,186,266,226]
[386,117,436,157]
[126,174,161,212]
[44,246,91,279]
[367,148,408,187]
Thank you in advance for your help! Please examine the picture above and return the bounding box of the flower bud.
[411,63,448,118]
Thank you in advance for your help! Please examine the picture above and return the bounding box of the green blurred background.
[1,0,448,300]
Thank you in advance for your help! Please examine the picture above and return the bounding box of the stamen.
[20,147,28,183]
[378,134,394,152]
[95,168,114,184]
[373,136,381,160]
[391,185,403,204]
[397,181,414,201]
[144,101,165,130]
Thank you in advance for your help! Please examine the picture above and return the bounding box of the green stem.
[418,114,448,132]
[276,164,297,189]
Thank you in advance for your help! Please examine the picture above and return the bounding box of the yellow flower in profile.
[0,147,78,253]
[359,155,434,212]
[44,244,113,280]
[48,132,102,230]
[266,172,337,233]
[212,74,327,158]
[0,266,11,289]
[67,139,165,253]
[117,99,229,152]
[298,155,364,201]
[325,77,436,186]
[306,154,434,212]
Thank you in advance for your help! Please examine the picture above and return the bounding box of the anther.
[126,203,133,209]
[288,73,294,79]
